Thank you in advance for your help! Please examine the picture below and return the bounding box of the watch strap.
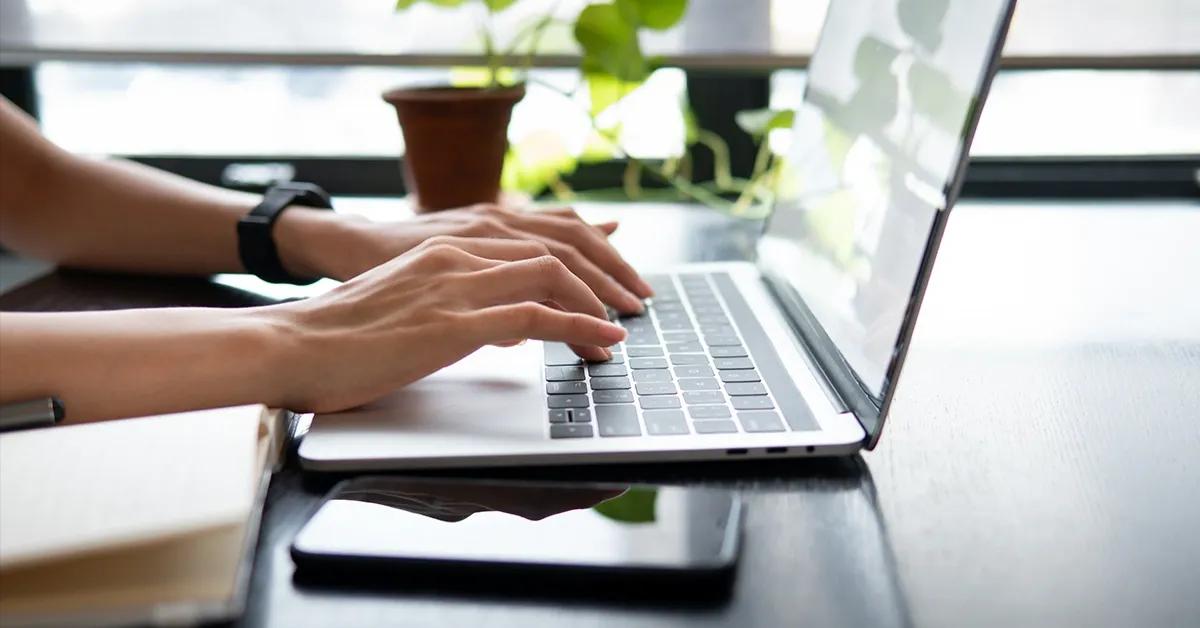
[237,182,332,285]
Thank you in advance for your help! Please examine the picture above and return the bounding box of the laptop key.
[678,378,720,391]
[551,424,594,438]
[688,405,732,419]
[732,396,775,411]
[662,331,699,344]
[627,346,664,358]
[548,409,570,423]
[547,381,587,395]
[635,382,678,396]
[725,382,768,396]
[548,395,590,409]
[545,366,585,381]
[659,319,696,332]
[739,411,785,432]
[666,341,704,353]
[701,324,736,336]
[625,332,661,346]
[696,313,730,324]
[674,365,714,379]
[593,389,635,404]
[596,405,642,437]
[629,357,669,370]
[632,369,672,383]
[714,357,755,370]
[544,342,584,366]
[709,345,748,358]
[588,363,628,377]
[640,396,682,410]
[569,408,592,423]
[619,313,653,327]
[590,376,631,390]
[670,354,708,366]
[706,335,743,346]
[683,391,725,405]
[644,410,689,435]
[650,301,686,313]
[693,420,738,434]
[720,370,762,383]
[600,353,626,365]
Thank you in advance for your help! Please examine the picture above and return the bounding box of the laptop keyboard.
[543,272,789,438]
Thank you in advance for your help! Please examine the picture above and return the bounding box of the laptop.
[299,0,1018,471]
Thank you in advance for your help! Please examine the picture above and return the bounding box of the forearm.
[0,309,293,422]
[8,154,261,275]
[0,98,349,278]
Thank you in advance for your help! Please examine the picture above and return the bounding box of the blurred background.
[0,0,1196,198]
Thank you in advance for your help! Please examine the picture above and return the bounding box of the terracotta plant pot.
[382,84,525,213]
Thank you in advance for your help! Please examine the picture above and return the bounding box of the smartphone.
[291,476,742,591]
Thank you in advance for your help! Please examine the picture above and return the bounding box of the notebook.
[0,404,286,627]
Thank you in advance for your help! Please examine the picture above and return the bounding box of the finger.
[542,300,612,361]
[530,236,644,314]
[470,303,626,360]
[459,256,608,324]
[422,236,549,263]
[537,207,620,237]
[507,213,654,300]
[414,241,500,273]
[596,221,620,235]
[458,220,643,314]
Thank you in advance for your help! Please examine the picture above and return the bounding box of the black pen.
[0,397,65,432]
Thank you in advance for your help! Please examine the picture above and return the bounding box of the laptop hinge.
[760,272,882,442]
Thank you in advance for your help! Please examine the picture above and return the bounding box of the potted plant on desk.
[385,0,687,212]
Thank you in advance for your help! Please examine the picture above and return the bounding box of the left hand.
[276,203,653,314]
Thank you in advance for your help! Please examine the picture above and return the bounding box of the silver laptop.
[299,0,1018,471]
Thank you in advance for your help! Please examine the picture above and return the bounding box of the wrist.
[273,207,364,281]
[240,304,309,410]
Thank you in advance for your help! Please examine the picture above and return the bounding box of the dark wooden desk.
[2,199,1198,628]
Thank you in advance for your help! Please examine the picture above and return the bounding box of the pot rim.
[381,83,526,104]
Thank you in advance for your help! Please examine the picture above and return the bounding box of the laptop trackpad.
[301,343,547,466]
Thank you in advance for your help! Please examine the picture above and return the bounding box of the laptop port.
[725,448,748,455]
[765,447,788,454]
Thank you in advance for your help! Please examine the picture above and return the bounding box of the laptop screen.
[760,0,1012,399]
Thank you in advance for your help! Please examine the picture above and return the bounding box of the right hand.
[261,236,627,413]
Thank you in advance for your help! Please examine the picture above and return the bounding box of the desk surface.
[1,199,1198,627]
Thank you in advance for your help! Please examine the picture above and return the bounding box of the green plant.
[392,0,794,216]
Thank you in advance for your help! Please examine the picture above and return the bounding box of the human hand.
[275,203,653,314]
[259,236,627,413]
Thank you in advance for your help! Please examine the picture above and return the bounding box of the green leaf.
[502,131,578,196]
[579,129,619,163]
[584,70,643,118]
[574,3,649,83]
[592,487,657,524]
[449,65,517,87]
[682,103,700,145]
[616,0,688,30]
[395,0,466,9]
[735,108,796,138]
[483,0,517,11]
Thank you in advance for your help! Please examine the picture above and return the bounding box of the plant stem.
[694,129,734,191]
[483,3,499,87]
[622,160,643,199]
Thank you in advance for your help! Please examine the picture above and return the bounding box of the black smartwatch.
[237,182,333,285]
